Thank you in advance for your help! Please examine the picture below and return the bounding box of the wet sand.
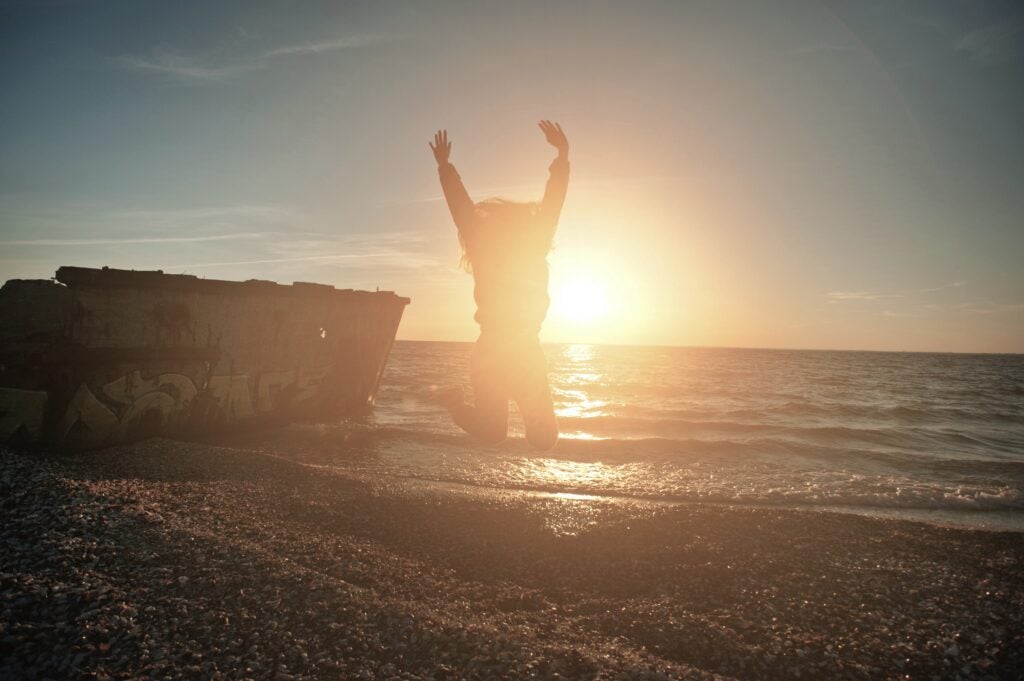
[2,440,1022,680]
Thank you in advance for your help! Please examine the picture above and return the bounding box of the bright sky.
[2,1,1022,352]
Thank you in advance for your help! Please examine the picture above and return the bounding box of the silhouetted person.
[430,122,570,451]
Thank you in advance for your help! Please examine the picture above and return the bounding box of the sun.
[552,276,609,324]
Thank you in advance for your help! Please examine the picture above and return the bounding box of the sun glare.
[552,276,609,324]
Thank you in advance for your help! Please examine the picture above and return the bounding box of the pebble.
[2,443,1022,680]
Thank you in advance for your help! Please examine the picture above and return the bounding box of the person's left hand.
[538,120,568,155]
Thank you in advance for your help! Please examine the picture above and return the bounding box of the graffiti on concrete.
[0,388,48,442]
[52,366,338,446]
[57,372,198,446]
[0,266,409,448]
[255,366,333,412]
[205,374,255,421]
[57,384,121,447]
[255,371,296,413]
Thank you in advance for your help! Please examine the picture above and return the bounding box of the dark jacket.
[438,158,570,334]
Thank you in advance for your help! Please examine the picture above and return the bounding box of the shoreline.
[344,473,1024,534]
[3,440,1022,680]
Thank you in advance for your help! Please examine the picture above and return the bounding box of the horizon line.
[393,337,1023,356]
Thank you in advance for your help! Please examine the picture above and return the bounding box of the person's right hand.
[538,120,569,155]
[429,129,452,166]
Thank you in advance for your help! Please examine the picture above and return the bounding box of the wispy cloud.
[0,196,445,284]
[265,34,390,57]
[262,230,427,257]
[788,44,860,58]
[0,233,268,247]
[826,291,903,302]
[381,173,708,208]
[117,54,257,82]
[113,205,294,222]
[381,182,557,207]
[827,281,1021,317]
[828,281,966,303]
[955,15,1024,65]
[919,280,968,294]
[110,205,299,234]
[165,253,397,269]
[1,203,299,250]
[168,229,444,274]
[952,301,1024,315]
[120,33,396,83]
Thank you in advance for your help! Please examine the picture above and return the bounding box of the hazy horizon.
[389,336,1022,356]
[2,1,1022,353]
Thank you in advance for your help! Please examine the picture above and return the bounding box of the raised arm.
[430,129,476,235]
[537,120,570,233]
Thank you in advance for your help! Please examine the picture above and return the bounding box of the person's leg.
[519,384,558,451]
[444,336,509,444]
[513,337,559,451]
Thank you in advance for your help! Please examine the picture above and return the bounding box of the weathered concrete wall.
[0,267,409,449]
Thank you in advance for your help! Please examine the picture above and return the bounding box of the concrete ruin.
[0,267,409,449]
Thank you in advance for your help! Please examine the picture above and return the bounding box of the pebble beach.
[2,440,1022,680]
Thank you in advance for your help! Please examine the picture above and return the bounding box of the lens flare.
[552,276,609,324]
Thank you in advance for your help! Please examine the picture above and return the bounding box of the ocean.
[245,341,1024,531]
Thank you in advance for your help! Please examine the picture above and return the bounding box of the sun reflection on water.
[525,458,623,488]
[559,431,607,441]
[553,344,608,429]
[552,492,600,501]
[554,390,607,419]
[564,343,596,363]
[563,372,601,385]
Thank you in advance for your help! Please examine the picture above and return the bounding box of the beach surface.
[2,440,1022,680]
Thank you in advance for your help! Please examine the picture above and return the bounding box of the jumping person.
[429,122,570,451]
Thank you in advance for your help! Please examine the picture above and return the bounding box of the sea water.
[277,342,1024,530]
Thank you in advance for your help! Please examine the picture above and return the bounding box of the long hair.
[459,198,542,272]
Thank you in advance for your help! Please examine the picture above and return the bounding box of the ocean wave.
[574,400,1023,423]
[323,342,1024,527]
[378,466,1024,515]
[241,422,1024,516]
[260,421,1024,471]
